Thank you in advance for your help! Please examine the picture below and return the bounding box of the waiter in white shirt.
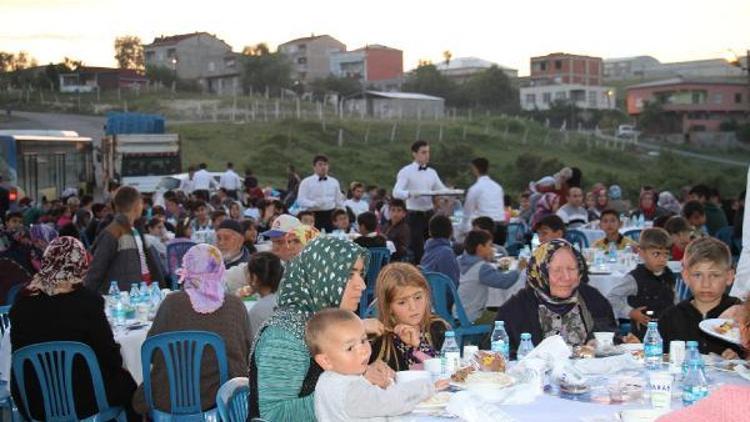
[393,140,447,262]
[219,161,243,200]
[179,165,196,195]
[464,157,506,245]
[297,154,345,233]
[192,163,217,202]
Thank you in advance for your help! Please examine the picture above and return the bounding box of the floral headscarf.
[177,244,226,314]
[526,239,587,306]
[289,224,320,246]
[27,236,88,296]
[257,236,368,342]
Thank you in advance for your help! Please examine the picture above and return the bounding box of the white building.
[435,57,518,83]
[520,84,616,111]
[343,91,444,119]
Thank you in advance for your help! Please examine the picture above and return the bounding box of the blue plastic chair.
[166,240,197,290]
[12,341,126,422]
[505,222,527,247]
[623,229,642,243]
[423,271,491,348]
[5,284,24,306]
[0,305,10,338]
[0,305,15,420]
[216,377,248,422]
[674,274,691,302]
[141,331,228,421]
[564,229,589,250]
[359,247,391,317]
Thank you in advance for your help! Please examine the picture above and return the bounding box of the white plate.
[450,371,514,390]
[414,391,452,410]
[699,318,741,345]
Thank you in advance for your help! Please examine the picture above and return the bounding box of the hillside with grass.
[171,115,748,199]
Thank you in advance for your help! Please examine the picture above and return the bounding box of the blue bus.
[0,130,94,203]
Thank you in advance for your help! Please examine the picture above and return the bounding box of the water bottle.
[453,201,464,224]
[113,296,127,326]
[638,214,645,228]
[490,321,510,360]
[107,281,120,308]
[682,359,709,406]
[129,283,141,305]
[644,321,664,370]
[440,331,461,376]
[531,233,540,251]
[140,281,149,295]
[682,341,707,379]
[517,333,534,360]
[607,241,618,263]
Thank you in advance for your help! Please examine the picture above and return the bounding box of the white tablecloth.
[114,323,151,384]
[577,227,636,246]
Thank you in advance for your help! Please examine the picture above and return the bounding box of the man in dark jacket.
[85,186,164,293]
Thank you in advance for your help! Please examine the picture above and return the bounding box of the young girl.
[245,252,283,339]
[370,263,449,371]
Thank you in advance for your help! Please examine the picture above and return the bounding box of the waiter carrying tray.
[392,140,447,263]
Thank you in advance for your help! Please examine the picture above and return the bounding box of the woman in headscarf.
[10,237,138,421]
[588,187,609,221]
[530,192,560,229]
[607,184,631,215]
[248,236,391,421]
[132,243,251,416]
[631,189,670,222]
[494,239,617,357]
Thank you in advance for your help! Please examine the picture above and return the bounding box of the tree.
[309,75,362,99]
[0,51,37,73]
[242,43,270,57]
[460,65,519,113]
[0,52,15,73]
[402,63,456,102]
[114,36,144,71]
[240,50,292,95]
[442,50,452,66]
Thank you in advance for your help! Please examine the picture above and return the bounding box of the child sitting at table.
[354,212,387,249]
[297,210,316,227]
[307,308,448,422]
[331,208,353,234]
[658,237,743,358]
[664,215,693,261]
[592,209,637,251]
[609,228,676,339]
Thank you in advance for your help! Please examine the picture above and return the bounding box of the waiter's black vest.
[627,264,675,316]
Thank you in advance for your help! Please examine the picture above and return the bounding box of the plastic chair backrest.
[166,240,197,289]
[359,247,391,316]
[623,229,642,243]
[216,377,249,422]
[505,223,527,247]
[12,341,119,421]
[6,283,24,306]
[423,271,472,328]
[564,229,589,249]
[141,330,228,417]
[675,274,691,302]
[0,305,10,338]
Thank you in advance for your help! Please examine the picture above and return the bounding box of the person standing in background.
[296,155,345,233]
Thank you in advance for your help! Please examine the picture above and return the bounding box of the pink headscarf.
[176,244,226,314]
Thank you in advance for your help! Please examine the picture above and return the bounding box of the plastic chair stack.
[423,271,491,348]
[216,377,249,422]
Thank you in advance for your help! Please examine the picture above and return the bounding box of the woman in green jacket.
[248,236,392,421]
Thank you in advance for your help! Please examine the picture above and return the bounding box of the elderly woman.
[495,239,617,357]
[132,244,251,415]
[631,189,670,222]
[10,237,138,421]
[248,236,391,421]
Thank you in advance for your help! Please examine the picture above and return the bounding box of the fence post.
[438,124,443,142]
[337,128,344,147]
[390,122,398,142]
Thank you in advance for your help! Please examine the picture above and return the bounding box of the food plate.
[699,318,741,345]
[450,371,514,390]
[415,391,452,410]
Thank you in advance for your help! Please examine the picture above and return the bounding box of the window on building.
[736,93,743,104]
[712,93,723,104]
[554,91,566,101]
[543,92,552,104]
[691,90,707,104]
[297,44,307,51]
[555,60,562,70]
[167,48,176,59]
[297,57,307,65]
[525,94,536,105]
[208,62,215,72]
[540,61,547,71]
[588,91,597,107]
[145,51,155,62]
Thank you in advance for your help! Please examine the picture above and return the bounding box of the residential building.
[278,34,346,84]
[330,45,403,91]
[626,77,750,132]
[143,32,239,94]
[603,56,661,81]
[520,52,615,111]
[343,91,444,118]
[435,57,518,83]
[59,67,147,93]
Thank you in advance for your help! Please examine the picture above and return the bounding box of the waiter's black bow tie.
[319,176,328,181]
[418,165,428,171]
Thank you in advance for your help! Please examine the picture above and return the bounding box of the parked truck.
[94,113,182,194]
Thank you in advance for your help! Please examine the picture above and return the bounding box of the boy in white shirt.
[307,309,447,422]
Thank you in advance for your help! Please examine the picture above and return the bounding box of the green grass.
[171,116,748,200]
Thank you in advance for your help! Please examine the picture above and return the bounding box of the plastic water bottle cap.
[445,331,455,337]
[495,321,505,328]
[521,333,531,340]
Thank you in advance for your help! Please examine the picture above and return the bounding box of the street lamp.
[170,57,178,94]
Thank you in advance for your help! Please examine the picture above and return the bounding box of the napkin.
[445,391,516,422]
[572,353,641,375]
[518,335,571,365]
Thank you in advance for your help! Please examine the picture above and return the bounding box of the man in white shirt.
[344,181,369,217]
[219,161,243,200]
[296,154,345,233]
[192,163,216,202]
[393,140,447,262]
[179,166,196,195]
[464,157,506,244]
[556,187,589,228]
